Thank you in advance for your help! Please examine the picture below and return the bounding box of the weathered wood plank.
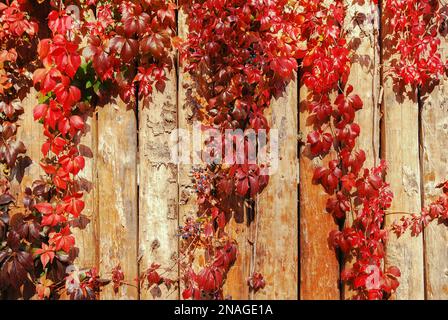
[421,41,448,299]
[13,89,43,198]
[177,9,255,300]
[73,114,99,271]
[16,92,98,295]
[138,68,179,300]
[299,84,340,300]
[97,99,138,299]
[343,1,380,299]
[177,10,202,300]
[223,195,251,300]
[381,6,424,300]
[178,10,250,300]
[382,85,424,300]
[253,79,299,300]
[345,2,380,169]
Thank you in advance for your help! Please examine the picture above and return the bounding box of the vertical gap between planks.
[417,88,428,301]
[94,110,100,279]
[135,83,141,300]
[297,68,301,301]
[177,4,182,301]
[175,3,181,301]
[378,0,385,162]
[372,0,381,168]
[249,200,256,300]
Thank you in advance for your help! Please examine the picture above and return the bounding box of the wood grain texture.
[382,84,424,300]
[253,79,299,300]
[16,91,98,294]
[421,40,448,299]
[299,83,340,300]
[223,195,251,300]
[138,68,179,300]
[97,99,138,299]
[343,1,380,299]
[298,1,347,297]
[381,7,424,299]
[345,1,380,168]
[13,89,43,197]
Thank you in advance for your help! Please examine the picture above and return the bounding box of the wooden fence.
[12,3,448,300]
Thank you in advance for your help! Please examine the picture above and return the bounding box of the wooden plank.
[299,83,340,300]
[70,8,98,273]
[381,7,424,300]
[138,68,179,300]
[178,10,254,300]
[13,89,44,198]
[16,93,98,291]
[14,91,99,297]
[72,114,99,271]
[222,193,250,300]
[342,1,380,299]
[177,10,201,299]
[97,99,138,299]
[421,41,448,299]
[382,84,424,301]
[253,79,299,300]
[345,2,380,168]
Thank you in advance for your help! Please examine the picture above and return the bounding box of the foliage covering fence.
[3,0,448,300]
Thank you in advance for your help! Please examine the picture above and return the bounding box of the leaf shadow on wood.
[222,193,250,226]
[298,95,332,162]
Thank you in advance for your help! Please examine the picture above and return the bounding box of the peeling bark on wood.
[138,68,179,300]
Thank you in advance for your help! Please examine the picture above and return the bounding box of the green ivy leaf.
[93,81,101,94]
[37,93,51,104]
